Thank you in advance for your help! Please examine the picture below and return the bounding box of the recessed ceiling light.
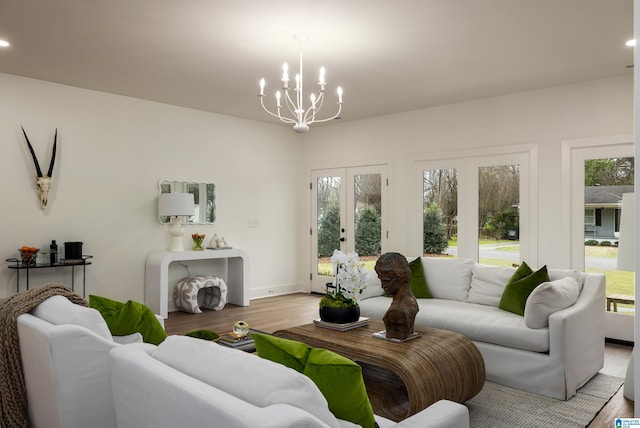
[0,40,10,47]
[625,39,636,47]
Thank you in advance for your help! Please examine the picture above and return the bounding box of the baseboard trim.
[251,283,305,299]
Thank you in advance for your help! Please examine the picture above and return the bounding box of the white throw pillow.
[467,264,516,306]
[153,335,340,428]
[32,295,113,341]
[524,277,580,329]
[422,257,475,301]
[358,269,384,300]
[547,269,584,292]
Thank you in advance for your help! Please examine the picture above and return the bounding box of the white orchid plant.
[319,250,367,309]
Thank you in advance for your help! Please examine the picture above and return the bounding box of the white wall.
[0,72,303,302]
[299,75,633,272]
[1,72,633,310]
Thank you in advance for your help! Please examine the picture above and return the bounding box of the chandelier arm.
[283,89,298,116]
[307,103,342,124]
[302,104,316,125]
[260,97,297,124]
[316,91,326,110]
[303,91,325,123]
[282,89,304,125]
[277,113,297,124]
[305,91,340,124]
[260,97,295,123]
[259,97,282,119]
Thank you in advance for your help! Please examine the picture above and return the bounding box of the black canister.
[64,241,83,260]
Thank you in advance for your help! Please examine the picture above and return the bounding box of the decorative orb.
[233,320,249,338]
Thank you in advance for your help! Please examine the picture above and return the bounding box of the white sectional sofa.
[109,336,470,428]
[17,295,469,428]
[358,257,606,400]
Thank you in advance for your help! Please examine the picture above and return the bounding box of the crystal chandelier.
[258,35,343,133]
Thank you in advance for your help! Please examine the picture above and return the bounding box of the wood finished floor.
[164,293,634,427]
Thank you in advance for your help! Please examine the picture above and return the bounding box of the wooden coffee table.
[275,318,485,422]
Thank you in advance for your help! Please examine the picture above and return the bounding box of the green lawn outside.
[587,267,635,313]
[449,237,514,246]
[478,258,515,267]
[584,245,619,258]
[317,259,378,277]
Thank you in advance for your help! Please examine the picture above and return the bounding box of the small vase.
[192,240,205,251]
[21,256,36,267]
[319,305,360,324]
[19,249,39,267]
[233,321,249,338]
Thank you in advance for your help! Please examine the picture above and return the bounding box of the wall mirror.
[159,179,216,224]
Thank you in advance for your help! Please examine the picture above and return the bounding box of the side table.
[6,256,93,297]
[275,319,485,422]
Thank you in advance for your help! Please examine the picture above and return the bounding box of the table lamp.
[159,193,195,252]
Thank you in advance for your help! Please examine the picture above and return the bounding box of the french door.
[310,165,387,293]
[565,138,634,341]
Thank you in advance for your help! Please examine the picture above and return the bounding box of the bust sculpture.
[374,252,419,340]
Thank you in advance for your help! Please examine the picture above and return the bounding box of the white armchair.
[17,296,160,428]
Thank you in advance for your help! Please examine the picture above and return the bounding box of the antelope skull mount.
[22,127,57,209]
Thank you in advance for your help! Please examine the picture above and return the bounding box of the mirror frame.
[158,179,216,225]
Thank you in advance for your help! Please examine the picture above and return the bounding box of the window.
[563,137,634,341]
[583,156,634,315]
[414,144,536,264]
[584,208,595,225]
[423,169,457,257]
[477,165,520,266]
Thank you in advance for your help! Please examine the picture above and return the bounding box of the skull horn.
[21,126,43,177]
[47,129,57,178]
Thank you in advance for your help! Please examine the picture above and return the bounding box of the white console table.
[145,249,250,318]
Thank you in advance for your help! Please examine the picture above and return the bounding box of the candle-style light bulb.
[337,86,343,104]
[276,90,282,108]
[319,67,326,89]
[259,78,265,96]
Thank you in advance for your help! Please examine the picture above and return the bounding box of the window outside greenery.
[584,157,634,314]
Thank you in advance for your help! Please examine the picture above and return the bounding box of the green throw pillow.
[499,264,549,316]
[252,332,311,373]
[408,257,432,298]
[506,261,533,286]
[253,333,375,428]
[89,295,167,345]
[303,348,376,428]
[185,329,220,341]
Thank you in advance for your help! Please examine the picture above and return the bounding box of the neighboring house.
[584,185,634,240]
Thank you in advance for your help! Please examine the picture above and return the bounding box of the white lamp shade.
[159,193,195,217]
[617,192,635,272]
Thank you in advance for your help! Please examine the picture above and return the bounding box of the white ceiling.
[0,0,633,126]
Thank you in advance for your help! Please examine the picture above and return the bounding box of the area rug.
[466,373,624,428]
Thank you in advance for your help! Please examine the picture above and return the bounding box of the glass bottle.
[49,240,59,265]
